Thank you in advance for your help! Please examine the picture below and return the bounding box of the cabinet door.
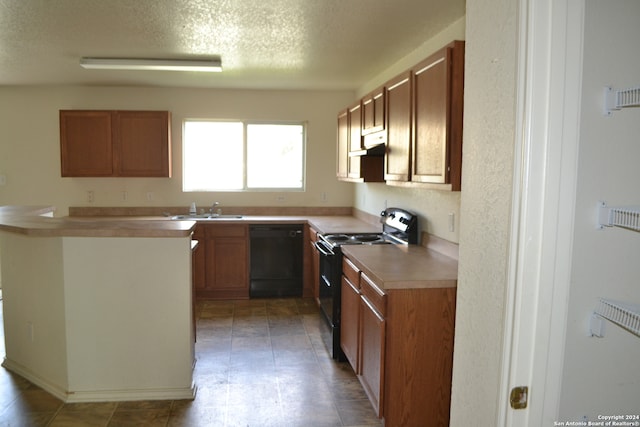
[201,225,249,299]
[360,295,385,418]
[336,109,349,179]
[347,102,362,179]
[412,41,465,190]
[341,276,360,373]
[412,48,449,184]
[309,228,321,301]
[114,111,171,177]
[204,238,248,298]
[385,71,412,181]
[60,110,114,177]
[362,87,385,135]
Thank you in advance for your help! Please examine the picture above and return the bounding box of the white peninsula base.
[0,233,195,403]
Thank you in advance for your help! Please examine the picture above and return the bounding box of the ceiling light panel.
[79,58,222,72]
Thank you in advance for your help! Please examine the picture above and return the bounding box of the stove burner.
[321,233,387,246]
[324,234,350,242]
[353,234,384,243]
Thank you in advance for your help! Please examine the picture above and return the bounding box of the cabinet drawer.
[342,257,361,288]
[204,224,247,238]
[360,273,386,317]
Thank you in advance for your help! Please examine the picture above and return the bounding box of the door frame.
[499,0,585,425]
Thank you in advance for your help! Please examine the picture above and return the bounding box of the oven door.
[314,239,340,327]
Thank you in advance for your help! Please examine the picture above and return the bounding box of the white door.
[499,0,585,425]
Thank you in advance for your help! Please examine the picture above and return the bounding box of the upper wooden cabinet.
[348,102,363,179]
[384,71,412,182]
[336,40,465,191]
[385,41,465,190]
[60,110,171,177]
[336,106,385,183]
[362,86,385,135]
[411,40,465,189]
[336,109,349,179]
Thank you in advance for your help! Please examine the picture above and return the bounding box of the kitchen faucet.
[210,201,221,215]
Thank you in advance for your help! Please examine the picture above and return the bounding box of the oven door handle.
[314,240,334,256]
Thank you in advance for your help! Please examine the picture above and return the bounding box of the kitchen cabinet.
[384,71,412,181]
[359,273,386,417]
[336,109,349,179]
[340,257,361,372]
[336,40,465,190]
[60,110,171,177]
[336,105,385,183]
[347,102,364,180]
[196,224,249,299]
[411,40,465,189]
[362,86,385,135]
[341,254,456,426]
[385,40,465,190]
[308,226,321,302]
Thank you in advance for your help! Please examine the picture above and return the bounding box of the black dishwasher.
[249,225,303,298]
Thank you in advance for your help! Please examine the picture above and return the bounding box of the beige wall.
[0,86,355,216]
[560,0,640,418]
[451,0,518,425]
[354,17,466,243]
[0,5,529,423]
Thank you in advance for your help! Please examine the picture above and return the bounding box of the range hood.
[350,131,387,156]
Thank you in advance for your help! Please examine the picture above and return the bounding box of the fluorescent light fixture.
[79,57,222,72]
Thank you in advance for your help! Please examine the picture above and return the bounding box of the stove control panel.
[380,208,418,243]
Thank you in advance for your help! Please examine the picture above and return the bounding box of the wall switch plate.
[146,192,153,201]
[448,213,455,232]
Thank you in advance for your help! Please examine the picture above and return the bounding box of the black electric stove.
[314,207,418,360]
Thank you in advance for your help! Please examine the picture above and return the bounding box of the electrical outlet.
[121,191,128,201]
[0,174,6,186]
[27,321,34,343]
[448,213,455,232]
[146,192,153,201]
[321,192,328,203]
[87,190,94,203]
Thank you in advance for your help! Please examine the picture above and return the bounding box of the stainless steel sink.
[170,214,243,220]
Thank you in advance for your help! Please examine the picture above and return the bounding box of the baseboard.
[2,358,69,401]
[2,357,196,403]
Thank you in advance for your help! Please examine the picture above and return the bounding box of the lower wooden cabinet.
[359,289,386,418]
[341,255,456,427]
[194,224,249,299]
[340,276,361,372]
[308,226,321,302]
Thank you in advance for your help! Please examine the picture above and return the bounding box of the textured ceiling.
[0,0,465,90]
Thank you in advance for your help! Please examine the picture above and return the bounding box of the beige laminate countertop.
[0,206,380,238]
[342,244,458,291]
[157,215,381,235]
[0,206,195,237]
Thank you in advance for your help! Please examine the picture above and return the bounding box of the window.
[183,120,305,192]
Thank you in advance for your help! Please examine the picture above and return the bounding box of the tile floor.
[0,298,382,426]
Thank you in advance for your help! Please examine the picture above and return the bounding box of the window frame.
[182,119,307,192]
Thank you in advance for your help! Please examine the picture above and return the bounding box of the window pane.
[246,124,304,188]
[183,121,243,191]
